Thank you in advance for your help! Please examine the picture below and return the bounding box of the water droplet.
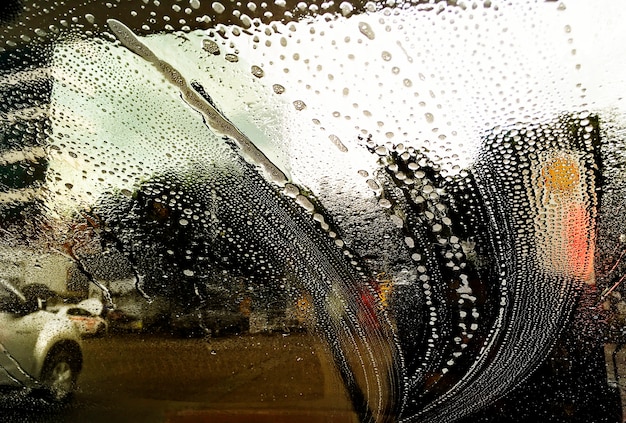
[364,1,377,12]
[293,100,307,111]
[358,22,375,40]
[329,134,348,152]
[212,1,226,13]
[283,184,300,198]
[367,179,381,190]
[378,199,392,208]
[202,39,220,55]
[225,54,239,63]
[251,65,264,78]
[339,1,354,16]
[296,195,315,212]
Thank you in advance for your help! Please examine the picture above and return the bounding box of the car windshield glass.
[1,1,626,423]
[0,280,24,313]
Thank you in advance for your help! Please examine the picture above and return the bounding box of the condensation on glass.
[0,1,625,422]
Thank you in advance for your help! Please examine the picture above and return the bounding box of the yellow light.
[541,157,580,192]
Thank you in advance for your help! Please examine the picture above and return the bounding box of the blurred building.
[0,47,50,224]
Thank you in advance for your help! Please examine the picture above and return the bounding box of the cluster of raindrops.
[362,136,490,403]
[0,0,579,192]
[0,1,623,422]
[350,111,600,421]
[98,148,402,420]
[140,0,584,191]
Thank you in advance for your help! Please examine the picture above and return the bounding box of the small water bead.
[339,1,354,16]
[378,199,392,209]
[224,54,239,62]
[367,179,381,190]
[202,39,220,55]
[375,146,388,155]
[283,184,300,198]
[328,134,348,152]
[211,2,225,13]
[251,65,264,78]
[358,22,376,40]
[296,195,315,212]
[293,100,307,111]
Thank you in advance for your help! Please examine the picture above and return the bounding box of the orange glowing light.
[542,157,580,192]
[564,203,595,284]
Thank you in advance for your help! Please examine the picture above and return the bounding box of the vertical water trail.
[369,115,599,422]
[106,19,405,423]
[106,18,287,187]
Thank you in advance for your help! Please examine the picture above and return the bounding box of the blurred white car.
[55,301,108,337]
[0,278,83,402]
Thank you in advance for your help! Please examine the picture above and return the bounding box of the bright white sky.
[46,0,626,213]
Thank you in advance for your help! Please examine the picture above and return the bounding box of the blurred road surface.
[0,332,357,423]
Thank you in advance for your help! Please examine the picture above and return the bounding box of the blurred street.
[0,332,358,423]
[3,335,626,422]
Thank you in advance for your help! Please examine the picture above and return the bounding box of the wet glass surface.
[1,1,626,422]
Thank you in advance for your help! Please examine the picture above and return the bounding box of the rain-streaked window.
[0,1,625,422]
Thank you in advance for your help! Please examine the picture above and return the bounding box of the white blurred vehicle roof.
[76,298,104,316]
